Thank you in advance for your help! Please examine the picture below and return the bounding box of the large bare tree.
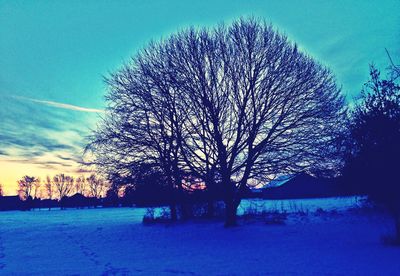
[88,18,345,225]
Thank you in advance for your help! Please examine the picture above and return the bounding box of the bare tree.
[0,183,4,196]
[17,175,39,200]
[43,176,54,200]
[75,176,87,195]
[171,20,343,225]
[86,43,187,219]
[88,18,345,225]
[86,174,107,198]
[53,174,74,200]
[32,179,41,199]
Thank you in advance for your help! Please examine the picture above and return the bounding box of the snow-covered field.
[1,197,400,275]
[239,196,364,215]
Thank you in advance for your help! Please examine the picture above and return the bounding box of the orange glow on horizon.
[0,159,87,196]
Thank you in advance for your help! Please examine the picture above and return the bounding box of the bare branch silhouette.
[88,18,345,225]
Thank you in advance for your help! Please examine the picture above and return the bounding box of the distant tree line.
[16,173,109,201]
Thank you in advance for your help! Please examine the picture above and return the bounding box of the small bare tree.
[86,174,107,198]
[44,176,53,200]
[17,176,39,200]
[53,174,74,200]
[75,176,87,195]
[32,180,41,199]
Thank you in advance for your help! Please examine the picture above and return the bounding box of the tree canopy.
[87,18,345,225]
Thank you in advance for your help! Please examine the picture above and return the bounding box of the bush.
[342,65,400,242]
[142,207,171,224]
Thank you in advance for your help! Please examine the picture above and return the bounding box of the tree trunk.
[207,200,215,218]
[170,204,177,221]
[224,200,238,227]
[221,173,239,226]
[177,188,191,220]
[206,184,215,218]
[180,202,191,220]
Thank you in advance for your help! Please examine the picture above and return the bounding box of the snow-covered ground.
[0,197,399,275]
[238,196,364,215]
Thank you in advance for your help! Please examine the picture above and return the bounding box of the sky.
[0,0,399,195]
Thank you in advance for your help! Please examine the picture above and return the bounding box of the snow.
[238,196,364,215]
[1,197,400,275]
[265,174,295,188]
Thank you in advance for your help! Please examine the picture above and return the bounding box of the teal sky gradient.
[0,0,399,193]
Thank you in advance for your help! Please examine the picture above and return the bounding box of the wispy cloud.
[13,96,104,113]
[0,94,98,193]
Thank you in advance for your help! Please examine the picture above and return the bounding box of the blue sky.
[0,0,399,194]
